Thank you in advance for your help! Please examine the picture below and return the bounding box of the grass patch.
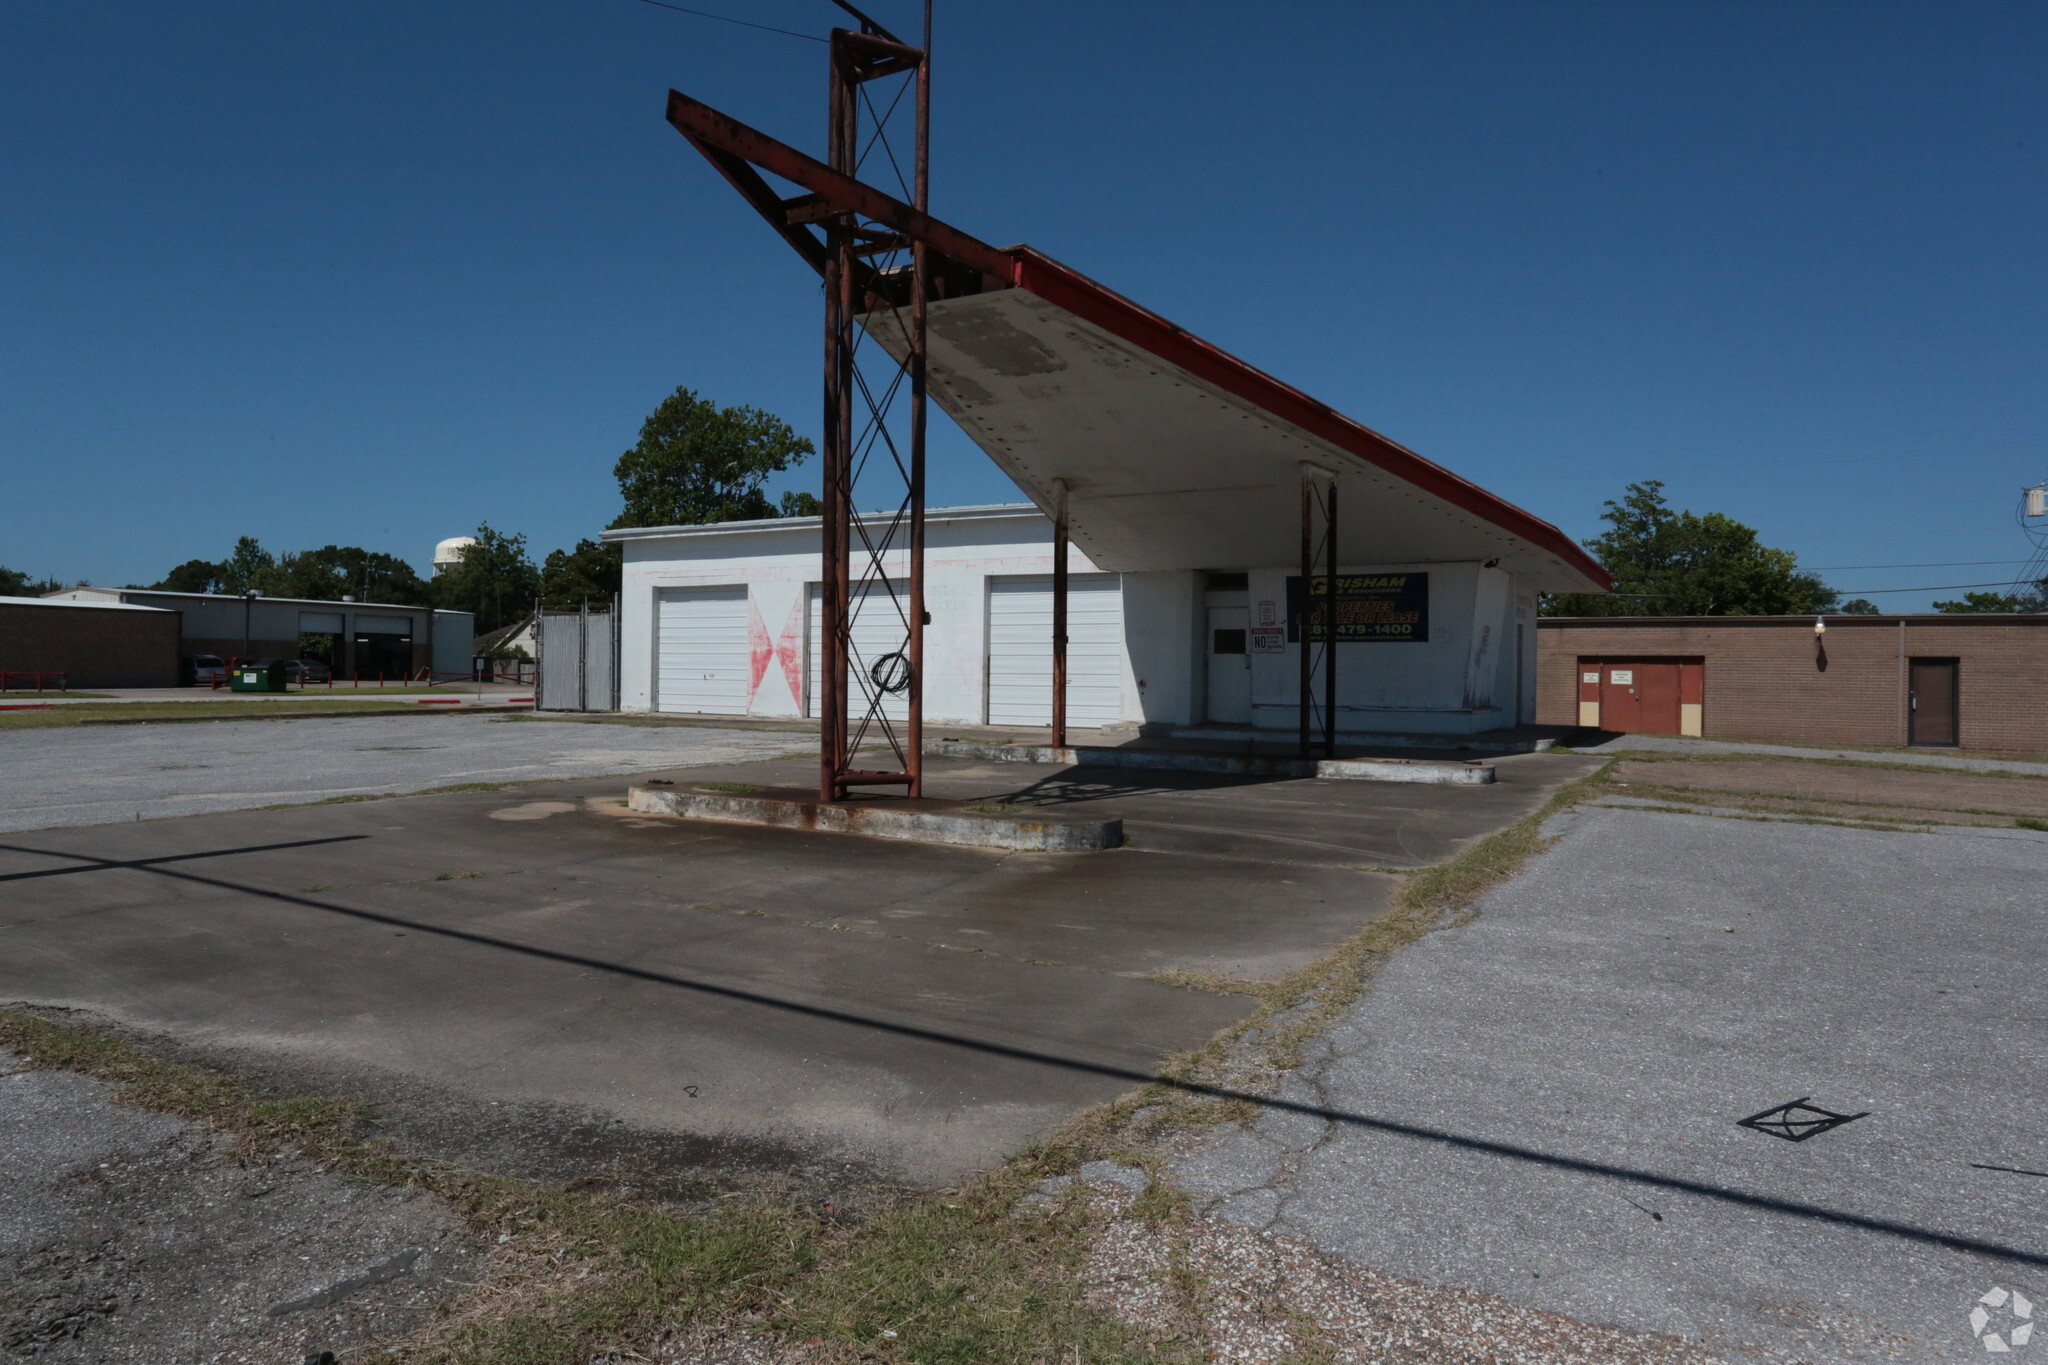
[1605,776,2013,825]
[2015,816,2048,831]
[0,700,432,730]
[696,782,767,794]
[965,801,1023,816]
[1602,799,1931,835]
[0,690,113,699]
[1605,747,2048,783]
[434,871,486,881]
[0,1007,1186,1365]
[1145,969,1263,997]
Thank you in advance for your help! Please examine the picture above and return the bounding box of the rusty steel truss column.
[818,1,932,801]
[1298,465,1339,759]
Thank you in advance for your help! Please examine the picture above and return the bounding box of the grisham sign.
[1284,573,1429,643]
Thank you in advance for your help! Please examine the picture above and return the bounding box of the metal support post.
[1297,465,1338,759]
[1051,478,1069,747]
[1324,480,1339,757]
[1298,476,1312,759]
[815,1,931,802]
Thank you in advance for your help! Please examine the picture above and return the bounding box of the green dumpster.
[229,658,290,693]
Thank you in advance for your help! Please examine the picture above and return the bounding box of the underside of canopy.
[667,89,1610,594]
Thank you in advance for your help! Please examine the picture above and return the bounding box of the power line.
[1829,580,2039,595]
[628,0,825,42]
[1806,558,2036,571]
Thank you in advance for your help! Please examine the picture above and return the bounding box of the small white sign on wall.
[1582,671,1599,685]
[1257,600,1278,626]
[1251,627,1285,654]
[1610,670,1634,685]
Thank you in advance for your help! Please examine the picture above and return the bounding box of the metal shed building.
[43,588,473,682]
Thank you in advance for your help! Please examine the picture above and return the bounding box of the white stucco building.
[606,502,1544,737]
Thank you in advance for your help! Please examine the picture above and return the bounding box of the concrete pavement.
[0,750,1599,1186]
[1173,804,2048,1362]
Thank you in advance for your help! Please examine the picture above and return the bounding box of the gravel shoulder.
[1164,804,2048,1362]
[0,713,812,832]
[0,1048,483,1363]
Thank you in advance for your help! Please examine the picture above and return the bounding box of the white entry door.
[986,574,1124,727]
[1206,605,1252,723]
[806,581,911,725]
[655,586,749,715]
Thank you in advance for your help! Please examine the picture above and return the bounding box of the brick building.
[0,596,182,688]
[1537,615,2047,752]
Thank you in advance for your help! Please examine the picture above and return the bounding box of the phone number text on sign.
[1284,573,1430,644]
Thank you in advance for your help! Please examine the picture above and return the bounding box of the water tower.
[432,536,479,577]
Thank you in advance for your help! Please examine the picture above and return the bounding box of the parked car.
[286,659,332,685]
[185,654,228,686]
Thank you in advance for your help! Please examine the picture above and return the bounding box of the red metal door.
[1598,660,1683,735]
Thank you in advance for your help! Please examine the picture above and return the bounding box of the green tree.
[611,387,815,529]
[435,523,538,633]
[152,559,224,593]
[1933,581,2046,613]
[0,566,62,596]
[1543,482,1837,617]
[270,546,432,605]
[216,536,277,594]
[779,490,823,517]
[1838,598,1882,615]
[539,538,623,611]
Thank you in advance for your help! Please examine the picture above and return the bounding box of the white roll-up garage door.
[986,574,1124,727]
[806,581,912,724]
[656,586,750,715]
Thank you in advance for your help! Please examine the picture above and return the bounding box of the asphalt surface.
[0,1049,480,1362]
[1174,805,2048,1362]
[0,747,1598,1186]
[0,714,810,832]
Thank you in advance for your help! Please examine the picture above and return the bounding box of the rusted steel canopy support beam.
[665,91,1016,292]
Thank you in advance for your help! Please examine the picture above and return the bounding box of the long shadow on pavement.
[4,836,2042,1272]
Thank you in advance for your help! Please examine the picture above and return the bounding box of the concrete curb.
[927,741,1495,786]
[627,784,1123,851]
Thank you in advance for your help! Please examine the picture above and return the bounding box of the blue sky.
[4,1,2043,607]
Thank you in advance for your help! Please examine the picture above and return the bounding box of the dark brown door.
[1598,660,1682,734]
[1909,658,1958,746]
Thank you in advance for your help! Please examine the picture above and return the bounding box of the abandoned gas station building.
[1538,613,2048,752]
[617,83,1612,746]
[610,498,1606,735]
